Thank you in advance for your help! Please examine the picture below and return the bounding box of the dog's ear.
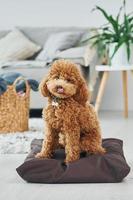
[39,77,49,97]
[73,80,90,105]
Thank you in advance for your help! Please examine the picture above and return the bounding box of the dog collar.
[51,96,61,107]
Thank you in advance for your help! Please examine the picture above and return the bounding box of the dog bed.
[16,138,130,183]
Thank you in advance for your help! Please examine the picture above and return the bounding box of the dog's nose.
[56,85,63,89]
[56,85,64,94]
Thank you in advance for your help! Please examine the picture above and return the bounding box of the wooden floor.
[0,111,133,200]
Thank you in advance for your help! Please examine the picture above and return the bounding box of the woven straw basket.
[0,77,30,133]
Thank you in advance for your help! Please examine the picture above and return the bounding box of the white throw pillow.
[56,45,97,66]
[0,29,41,61]
[36,31,83,62]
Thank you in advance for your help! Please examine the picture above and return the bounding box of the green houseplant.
[84,0,133,65]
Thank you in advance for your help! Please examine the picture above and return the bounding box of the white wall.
[0,0,133,110]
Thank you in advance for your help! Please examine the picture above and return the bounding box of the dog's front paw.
[65,155,80,163]
[35,152,51,159]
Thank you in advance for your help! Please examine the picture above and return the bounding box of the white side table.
[95,65,133,118]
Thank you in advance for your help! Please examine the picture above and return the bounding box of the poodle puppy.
[36,60,105,163]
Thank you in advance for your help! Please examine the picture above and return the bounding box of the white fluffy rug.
[0,118,44,154]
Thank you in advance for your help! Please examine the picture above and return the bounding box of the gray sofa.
[0,27,99,109]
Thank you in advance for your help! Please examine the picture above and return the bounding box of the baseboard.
[30,109,42,118]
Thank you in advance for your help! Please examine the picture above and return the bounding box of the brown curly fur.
[36,60,105,163]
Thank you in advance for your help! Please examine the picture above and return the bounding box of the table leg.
[95,71,109,112]
[131,70,133,77]
[122,71,128,118]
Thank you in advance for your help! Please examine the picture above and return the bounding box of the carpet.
[0,118,44,154]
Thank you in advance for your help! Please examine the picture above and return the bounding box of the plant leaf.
[95,6,112,23]
[111,39,125,59]
[79,34,101,44]
[117,6,123,22]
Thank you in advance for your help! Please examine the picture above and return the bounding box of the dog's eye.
[67,78,73,83]
[67,79,71,82]
[55,76,59,80]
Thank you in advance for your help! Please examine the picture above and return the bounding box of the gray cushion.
[36,31,83,62]
[17,27,89,46]
[0,27,93,47]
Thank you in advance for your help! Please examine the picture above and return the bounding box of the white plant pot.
[109,43,133,66]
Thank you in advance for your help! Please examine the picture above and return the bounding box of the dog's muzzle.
[56,85,64,94]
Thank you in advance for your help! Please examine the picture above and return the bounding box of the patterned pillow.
[0,29,41,61]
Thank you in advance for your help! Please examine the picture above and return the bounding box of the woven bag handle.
[13,76,30,98]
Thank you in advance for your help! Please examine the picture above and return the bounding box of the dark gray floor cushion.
[16,138,130,183]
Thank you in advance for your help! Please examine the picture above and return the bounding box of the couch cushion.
[36,31,83,62]
[0,29,41,61]
[18,27,89,46]
[16,138,130,183]
[0,30,10,39]
[56,45,97,66]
